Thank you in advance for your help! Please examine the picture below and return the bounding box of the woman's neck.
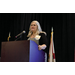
[32,32,36,35]
[30,32,36,38]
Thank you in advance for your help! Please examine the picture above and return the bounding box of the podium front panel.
[1,40,45,62]
[1,40,29,62]
[29,40,45,62]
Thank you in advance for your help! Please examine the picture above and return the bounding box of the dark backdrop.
[0,13,75,62]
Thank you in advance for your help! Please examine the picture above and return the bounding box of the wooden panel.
[1,40,29,62]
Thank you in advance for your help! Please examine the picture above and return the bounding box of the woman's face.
[30,22,38,32]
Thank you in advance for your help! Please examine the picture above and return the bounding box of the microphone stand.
[15,36,22,41]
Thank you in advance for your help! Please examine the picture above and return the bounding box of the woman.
[27,20,48,61]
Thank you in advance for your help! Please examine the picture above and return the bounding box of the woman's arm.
[38,33,48,51]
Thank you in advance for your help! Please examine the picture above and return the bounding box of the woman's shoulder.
[39,32,47,36]
[39,32,48,46]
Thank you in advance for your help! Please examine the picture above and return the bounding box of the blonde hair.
[27,20,46,37]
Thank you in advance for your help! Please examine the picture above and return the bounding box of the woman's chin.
[31,30,35,32]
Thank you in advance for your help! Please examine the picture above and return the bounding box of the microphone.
[15,30,26,38]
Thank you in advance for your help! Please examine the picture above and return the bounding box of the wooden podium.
[1,40,45,62]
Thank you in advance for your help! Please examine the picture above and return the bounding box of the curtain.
[0,13,74,62]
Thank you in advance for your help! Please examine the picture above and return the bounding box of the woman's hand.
[38,44,47,50]
[38,45,42,50]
